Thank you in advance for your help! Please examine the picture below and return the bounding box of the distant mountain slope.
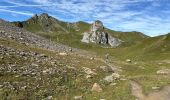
[119,33,170,60]
[12,13,148,48]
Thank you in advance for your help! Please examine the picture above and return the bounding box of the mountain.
[12,13,148,48]
[13,13,70,33]
[1,14,170,100]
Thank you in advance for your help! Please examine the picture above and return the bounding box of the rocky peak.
[91,20,104,32]
[38,13,49,19]
[27,13,51,24]
[81,20,122,47]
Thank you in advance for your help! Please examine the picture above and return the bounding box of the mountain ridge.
[12,13,149,47]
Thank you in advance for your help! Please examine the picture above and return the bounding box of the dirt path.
[130,81,170,100]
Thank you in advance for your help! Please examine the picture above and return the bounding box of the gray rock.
[46,96,53,100]
[91,83,102,92]
[82,67,96,75]
[104,73,120,82]
[126,59,132,63]
[103,74,114,83]
[99,66,117,72]
[156,69,170,75]
[74,96,83,100]
[152,86,160,90]
[81,20,122,47]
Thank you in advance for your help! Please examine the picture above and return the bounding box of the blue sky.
[0,0,170,36]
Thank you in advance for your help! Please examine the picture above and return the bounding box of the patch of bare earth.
[130,81,170,100]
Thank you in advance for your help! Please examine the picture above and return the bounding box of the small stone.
[31,63,39,67]
[152,86,160,90]
[15,75,19,78]
[83,67,96,75]
[0,85,3,88]
[157,69,170,75]
[126,59,131,63]
[59,52,68,56]
[39,54,48,57]
[43,70,47,73]
[74,96,82,100]
[69,48,72,52]
[112,73,120,79]
[21,86,27,90]
[120,78,127,81]
[46,96,53,99]
[86,75,92,79]
[91,83,102,92]
[104,74,114,83]
[19,37,24,40]
[18,32,23,34]
[99,66,117,72]
[110,83,117,86]
[90,57,94,60]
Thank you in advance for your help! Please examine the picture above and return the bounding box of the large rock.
[103,74,115,83]
[81,20,122,47]
[103,73,120,83]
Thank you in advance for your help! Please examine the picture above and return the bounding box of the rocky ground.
[0,19,93,57]
[0,20,122,99]
[0,39,123,99]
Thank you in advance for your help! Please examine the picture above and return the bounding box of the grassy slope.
[0,38,136,100]
[9,15,170,99]
[1,37,170,100]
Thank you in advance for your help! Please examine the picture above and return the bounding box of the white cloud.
[0,9,34,16]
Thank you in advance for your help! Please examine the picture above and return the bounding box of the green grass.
[6,15,170,99]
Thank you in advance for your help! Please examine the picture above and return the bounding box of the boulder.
[81,20,122,47]
[103,73,120,83]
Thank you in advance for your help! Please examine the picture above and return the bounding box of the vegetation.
[3,13,170,99]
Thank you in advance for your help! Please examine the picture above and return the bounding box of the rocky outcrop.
[81,20,122,47]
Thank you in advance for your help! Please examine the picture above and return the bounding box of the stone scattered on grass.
[156,69,170,75]
[104,74,114,83]
[110,83,117,86]
[126,59,131,63]
[152,86,160,90]
[74,95,83,100]
[99,66,117,73]
[59,52,68,56]
[83,67,96,75]
[91,83,102,92]
[46,96,53,100]
[90,57,94,60]
[103,73,120,83]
